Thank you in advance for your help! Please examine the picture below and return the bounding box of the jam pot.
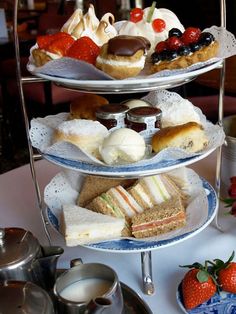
[95,104,129,130]
[126,107,162,133]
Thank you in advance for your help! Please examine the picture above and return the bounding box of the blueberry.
[198,32,215,46]
[178,46,191,56]
[151,52,161,64]
[165,50,178,61]
[169,28,182,38]
[190,42,202,52]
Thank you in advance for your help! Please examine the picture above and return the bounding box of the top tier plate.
[30,59,222,94]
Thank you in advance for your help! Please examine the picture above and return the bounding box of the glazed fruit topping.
[151,27,215,64]
[181,27,201,45]
[152,18,166,33]
[130,7,143,23]
[66,36,100,65]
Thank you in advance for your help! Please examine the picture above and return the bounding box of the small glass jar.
[126,107,162,133]
[95,104,129,130]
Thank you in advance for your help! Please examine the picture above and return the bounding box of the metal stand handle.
[13,0,52,245]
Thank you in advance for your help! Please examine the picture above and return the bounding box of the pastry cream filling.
[44,51,61,60]
[96,55,146,67]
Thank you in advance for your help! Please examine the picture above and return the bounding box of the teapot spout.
[38,246,64,289]
[85,297,112,314]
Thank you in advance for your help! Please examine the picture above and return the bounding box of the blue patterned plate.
[177,283,236,314]
[43,149,215,178]
[47,178,217,253]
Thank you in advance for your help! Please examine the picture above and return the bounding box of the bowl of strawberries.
[177,251,236,313]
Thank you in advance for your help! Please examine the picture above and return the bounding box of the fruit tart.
[150,27,219,73]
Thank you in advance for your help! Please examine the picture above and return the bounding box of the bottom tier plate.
[47,178,218,253]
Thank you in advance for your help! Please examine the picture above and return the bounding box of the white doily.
[27,26,236,80]
[44,167,209,243]
[29,90,225,167]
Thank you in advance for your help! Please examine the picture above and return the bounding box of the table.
[0,152,236,313]
[195,55,236,94]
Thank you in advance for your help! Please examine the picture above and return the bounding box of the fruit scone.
[150,27,219,73]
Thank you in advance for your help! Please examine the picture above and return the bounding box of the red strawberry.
[214,251,236,293]
[47,36,75,56]
[37,32,70,50]
[230,176,236,184]
[66,36,100,65]
[166,36,183,51]
[180,262,217,310]
[181,27,201,45]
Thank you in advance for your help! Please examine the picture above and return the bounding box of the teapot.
[0,227,63,290]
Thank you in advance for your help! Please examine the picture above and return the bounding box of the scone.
[151,122,208,153]
[150,28,219,73]
[69,94,109,120]
[96,35,151,79]
[54,119,109,157]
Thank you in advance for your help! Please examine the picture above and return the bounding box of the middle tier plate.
[43,148,215,177]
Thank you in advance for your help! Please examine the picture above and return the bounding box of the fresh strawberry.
[130,7,143,23]
[180,262,217,310]
[166,36,183,51]
[214,251,236,293]
[66,36,100,65]
[230,176,236,184]
[228,181,236,198]
[47,36,75,56]
[155,41,167,53]
[181,27,201,45]
[152,18,166,33]
[37,32,70,50]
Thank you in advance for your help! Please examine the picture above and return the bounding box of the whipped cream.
[96,55,146,68]
[119,7,185,53]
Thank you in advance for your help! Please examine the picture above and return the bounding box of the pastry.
[150,27,219,73]
[54,119,109,157]
[69,94,109,120]
[151,122,208,153]
[118,4,185,54]
[95,35,151,79]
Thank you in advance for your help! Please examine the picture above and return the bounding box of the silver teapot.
[0,227,63,290]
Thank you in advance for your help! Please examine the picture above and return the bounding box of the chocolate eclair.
[96,35,151,79]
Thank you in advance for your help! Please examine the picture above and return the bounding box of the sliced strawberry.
[166,36,183,51]
[47,36,75,56]
[66,36,100,65]
[181,27,201,45]
[37,32,71,50]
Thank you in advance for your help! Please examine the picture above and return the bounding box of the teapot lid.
[0,280,54,314]
[0,228,41,269]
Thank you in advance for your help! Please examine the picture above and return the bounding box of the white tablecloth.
[0,151,235,314]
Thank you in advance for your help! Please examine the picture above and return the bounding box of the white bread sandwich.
[131,196,186,238]
[61,204,125,246]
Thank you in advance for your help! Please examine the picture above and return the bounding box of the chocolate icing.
[107,35,151,56]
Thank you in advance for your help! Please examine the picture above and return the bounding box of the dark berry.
[190,42,202,52]
[198,32,215,46]
[228,183,236,198]
[165,50,178,61]
[169,28,183,38]
[151,52,161,64]
[178,45,191,56]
